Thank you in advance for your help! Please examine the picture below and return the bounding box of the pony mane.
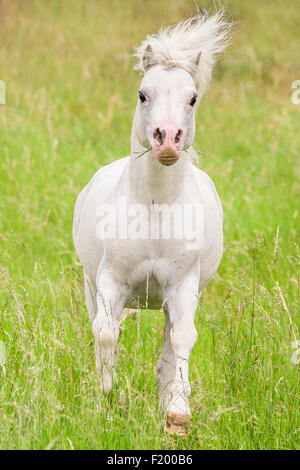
[134,8,232,97]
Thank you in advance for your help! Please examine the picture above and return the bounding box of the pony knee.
[92,316,119,348]
[170,325,198,358]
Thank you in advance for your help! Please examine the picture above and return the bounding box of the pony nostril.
[175,129,183,144]
[153,128,166,146]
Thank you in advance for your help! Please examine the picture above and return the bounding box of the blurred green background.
[0,0,299,449]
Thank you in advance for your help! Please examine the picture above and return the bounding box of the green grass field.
[0,0,299,450]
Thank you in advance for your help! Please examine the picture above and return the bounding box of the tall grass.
[0,0,299,449]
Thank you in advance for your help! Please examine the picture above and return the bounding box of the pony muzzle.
[152,126,184,166]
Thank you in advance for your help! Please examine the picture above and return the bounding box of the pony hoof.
[164,413,190,436]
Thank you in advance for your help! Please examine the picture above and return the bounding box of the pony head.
[133,9,232,165]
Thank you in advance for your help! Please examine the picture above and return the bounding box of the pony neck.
[129,114,189,205]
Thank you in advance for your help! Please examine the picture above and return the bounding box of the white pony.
[73,10,232,434]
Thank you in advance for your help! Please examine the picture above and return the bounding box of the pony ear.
[142,44,154,72]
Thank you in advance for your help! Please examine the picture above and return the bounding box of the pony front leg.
[163,273,199,434]
[92,271,128,393]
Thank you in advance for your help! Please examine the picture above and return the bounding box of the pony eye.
[138,91,147,103]
[189,94,197,106]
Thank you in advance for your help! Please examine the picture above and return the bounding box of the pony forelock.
[134,8,233,97]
